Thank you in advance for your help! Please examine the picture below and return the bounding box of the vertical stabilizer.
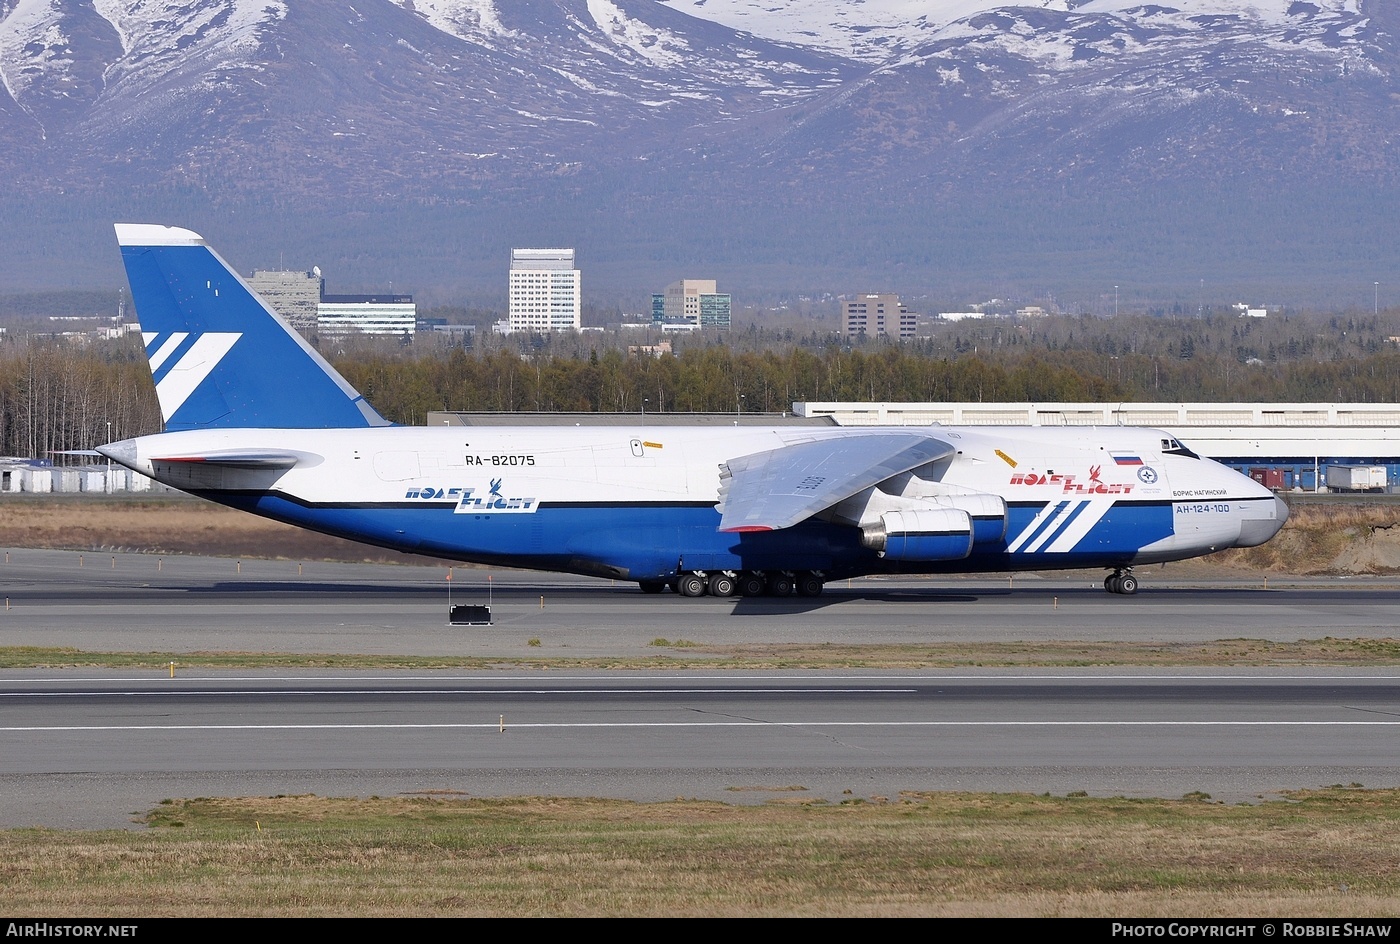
[115,223,390,430]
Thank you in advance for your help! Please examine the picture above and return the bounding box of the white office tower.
[509,249,580,332]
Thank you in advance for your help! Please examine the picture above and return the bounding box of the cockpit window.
[1161,437,1199,459]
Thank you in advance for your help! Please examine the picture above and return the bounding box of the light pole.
[1376,282,1380,316]
[1114,285,1119,317]
[105,421,112,494]
[736,393,745,418]
[642,398,648,423]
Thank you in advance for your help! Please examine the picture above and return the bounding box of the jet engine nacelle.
[872,474,1008,547]
[861,508,973,562]
[934,493,1007,545]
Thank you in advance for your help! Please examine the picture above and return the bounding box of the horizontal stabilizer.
[717,433,957,532]
[95,440,309,471]
[150,451,305,470]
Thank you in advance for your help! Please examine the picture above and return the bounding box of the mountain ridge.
[0,0,1396,308]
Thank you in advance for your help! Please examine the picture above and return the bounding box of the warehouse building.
[794,401,1400,491]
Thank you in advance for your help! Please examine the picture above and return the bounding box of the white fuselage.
[101,423,1287,581]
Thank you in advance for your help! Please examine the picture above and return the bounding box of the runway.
[3,548,1400,828]
[4,547,1400,656]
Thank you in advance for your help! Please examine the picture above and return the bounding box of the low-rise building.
[844,294,914,338]
[318,293,416,338]
[655,279,731,329]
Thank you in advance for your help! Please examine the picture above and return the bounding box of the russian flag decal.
[1111,453,1144,466]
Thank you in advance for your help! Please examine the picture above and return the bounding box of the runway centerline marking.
[6,720,1400,733]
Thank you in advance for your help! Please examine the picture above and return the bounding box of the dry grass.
[672,636,1400,668]
[6,636,1400,670]
[4,789,1399,916]
[0,495,437,563]
[1219,499,1400,574]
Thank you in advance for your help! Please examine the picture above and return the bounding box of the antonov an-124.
[98,224,1288,599]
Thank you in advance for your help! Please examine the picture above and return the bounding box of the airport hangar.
[430,402,1400,495]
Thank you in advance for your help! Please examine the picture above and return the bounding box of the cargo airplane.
[98,224,1288,598]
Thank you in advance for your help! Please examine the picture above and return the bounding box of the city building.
[318,293,416,338]
[248,268,322,331]
[509,249,581,333]
[698,292,731,329]
[250,265,414,338]
[628,340,673,358]
[419,321,476,346]
[655,279,731,329]
[844,294,915,338]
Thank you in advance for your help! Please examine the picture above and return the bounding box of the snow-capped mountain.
[659,1,1370,60]
[717,0,1394,191]
[0,0,1395,299]
[0,0,851,193]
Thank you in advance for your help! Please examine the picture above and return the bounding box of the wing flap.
[717,433,957,532]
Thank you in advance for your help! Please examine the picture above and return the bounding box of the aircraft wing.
[716,433,957,533]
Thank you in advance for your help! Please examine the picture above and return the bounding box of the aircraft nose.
[1236,495,1290,548]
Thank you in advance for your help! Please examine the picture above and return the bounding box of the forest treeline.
[0,339,159,460]
[4,310,1400,458]
[333,345,1400,425]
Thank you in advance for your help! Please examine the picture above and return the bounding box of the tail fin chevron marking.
[149,332,242,422]
[145,333,188,372]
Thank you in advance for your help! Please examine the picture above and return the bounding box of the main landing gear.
[1103,568,1139,595]
[645,571,824,598]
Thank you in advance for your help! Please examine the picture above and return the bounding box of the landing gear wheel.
[708,573,737,597]
[639,580,666,594]
[796,573,824,597]
[738,573,767,597]
[1104,570,1138,595]
[677,573,707,597]
[767,574,795,597]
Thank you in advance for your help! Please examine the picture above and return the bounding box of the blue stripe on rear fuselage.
[198,493,1177,580]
